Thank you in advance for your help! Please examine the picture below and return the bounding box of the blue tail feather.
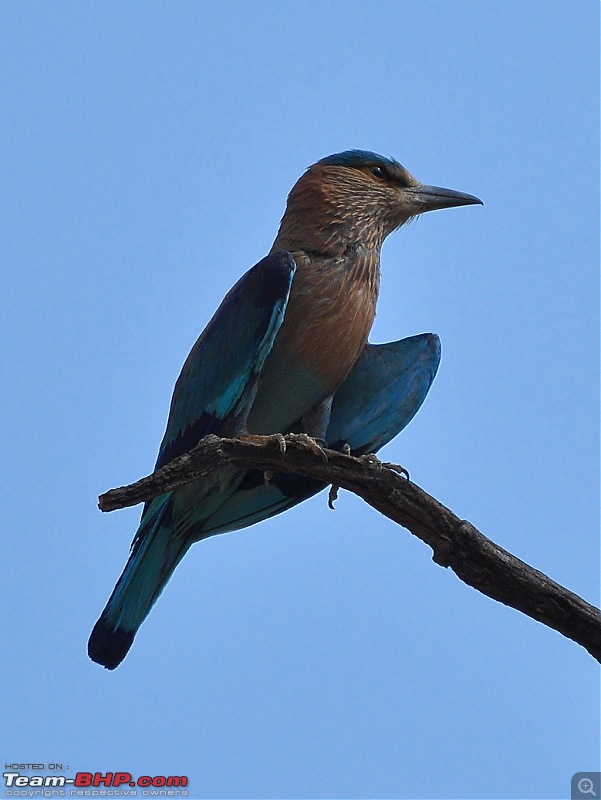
[88,494,189,669]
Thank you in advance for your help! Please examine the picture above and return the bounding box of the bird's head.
[273,150,482,257]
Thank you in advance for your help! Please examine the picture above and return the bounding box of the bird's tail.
[88,494,190,670]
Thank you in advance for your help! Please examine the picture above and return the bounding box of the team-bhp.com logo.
[3,770,189,796]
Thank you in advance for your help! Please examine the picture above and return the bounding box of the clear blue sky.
[1,2,599,799]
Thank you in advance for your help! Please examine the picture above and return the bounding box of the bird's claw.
[267,433,287,457]
[358,453,410,480]
[328,484,339,509]
[287,433,328,463]
[382,461,410,480]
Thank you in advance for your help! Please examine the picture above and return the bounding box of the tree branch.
[98,434,601,663]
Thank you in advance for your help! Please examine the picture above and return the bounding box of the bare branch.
[98,434,601,663]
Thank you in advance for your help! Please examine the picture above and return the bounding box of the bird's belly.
[247,277,375,434]
[246,353,328,434]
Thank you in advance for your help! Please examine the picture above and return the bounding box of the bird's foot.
[286,432,328,463]
[359,452,410,480]
[233,433,286,482]
[383,461,410,480]
[236,431,287,457]
[263,434,286,484]
[267,433,287,457]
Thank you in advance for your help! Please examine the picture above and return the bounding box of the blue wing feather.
[327,333,441,454]
[156,251,296,469]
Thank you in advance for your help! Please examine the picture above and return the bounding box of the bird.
[88,149,482,669]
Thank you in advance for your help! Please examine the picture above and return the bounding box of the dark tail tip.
[88,618,135,670]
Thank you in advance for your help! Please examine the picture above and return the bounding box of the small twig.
[98,433,601,663]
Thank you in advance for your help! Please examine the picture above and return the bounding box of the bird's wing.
[155,251,296,470]
[326,332,441,455]
[197,332,441,537]
[88,252,296,669]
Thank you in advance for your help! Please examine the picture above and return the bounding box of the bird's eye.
[368,164,387,180]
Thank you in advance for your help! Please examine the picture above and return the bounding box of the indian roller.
[89,150,482,669]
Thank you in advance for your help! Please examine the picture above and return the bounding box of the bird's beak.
[405,184,483,214]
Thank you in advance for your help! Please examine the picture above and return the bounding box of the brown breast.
[275,250,379,394]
